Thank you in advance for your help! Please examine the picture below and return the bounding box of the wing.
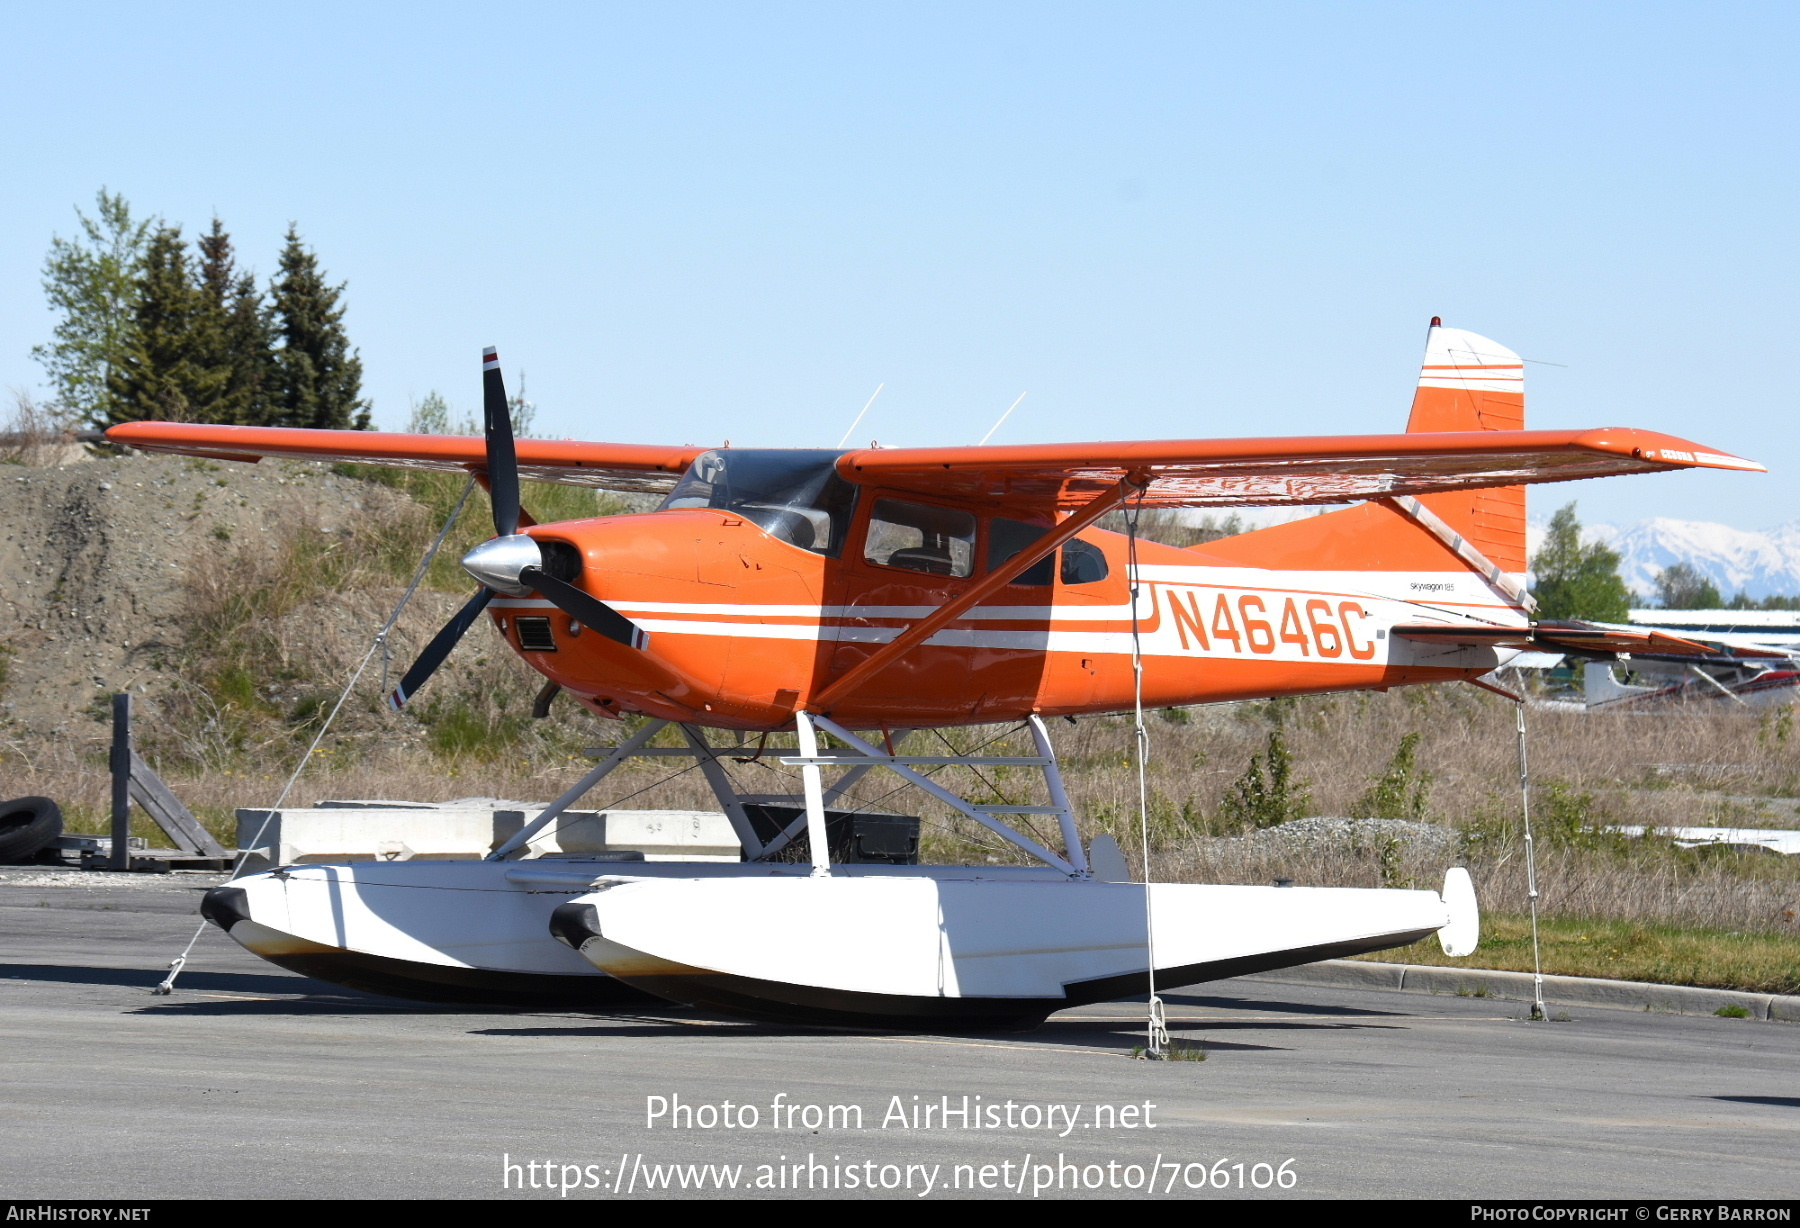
[109,421,1762,507]
[836,428,1763,508]
[104,422,706,494]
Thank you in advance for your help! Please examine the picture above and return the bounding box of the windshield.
[659,449,859,556]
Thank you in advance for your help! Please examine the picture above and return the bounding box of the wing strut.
[805,477,1142,715]
[1378,495,1536,612]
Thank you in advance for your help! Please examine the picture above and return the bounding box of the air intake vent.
[515,617,557,652]
[536,539,583,583]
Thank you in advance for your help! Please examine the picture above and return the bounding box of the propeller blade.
[386,587,496,710]
[483,346,521,537]
[519,566,649,650]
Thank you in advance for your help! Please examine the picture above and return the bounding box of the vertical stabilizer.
[1406,320,1528,575]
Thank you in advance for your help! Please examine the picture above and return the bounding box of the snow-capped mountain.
[1526,517,1800,600]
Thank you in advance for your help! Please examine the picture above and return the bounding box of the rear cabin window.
[863,499,976,578]
[1061,537,1109,584]
[987,518,1111,586]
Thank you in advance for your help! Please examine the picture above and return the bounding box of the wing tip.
[1638,444,1766,473]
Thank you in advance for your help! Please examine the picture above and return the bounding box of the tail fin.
[1406,319,1527,575]
[1191,321,1532,596]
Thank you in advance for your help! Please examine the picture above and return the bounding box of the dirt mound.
[0,450,421,747]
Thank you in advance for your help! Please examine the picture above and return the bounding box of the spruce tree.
[268,227,369,430]
[1530,503,1632,622]
[107,226,230,423]
[196,219,274,425]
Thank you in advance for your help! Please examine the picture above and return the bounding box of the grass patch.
[424,697,527,760]
[1716,1004,1753,1018]
[1356,912,1800,996]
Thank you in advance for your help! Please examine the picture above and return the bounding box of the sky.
[1,2,1795,529]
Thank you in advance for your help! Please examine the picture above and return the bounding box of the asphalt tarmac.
[3,866,1798,1201]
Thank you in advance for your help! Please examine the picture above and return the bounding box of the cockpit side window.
[660,449,859,556]
[864,499,976,578]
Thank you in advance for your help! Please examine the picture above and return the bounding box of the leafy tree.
[196,219,274,425]
[1652,562,1723,610]
[1530,503,1631,622]
[406,390,474,435]
[407,377,530,436]
[1218,723,1309,830]
[107,226,230,423]
[1353,732,1432,821]
[268,226,369,430]
[509,372,537,437]
[32,189,154,426]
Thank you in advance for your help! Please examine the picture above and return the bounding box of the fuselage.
[490,460,1522,729]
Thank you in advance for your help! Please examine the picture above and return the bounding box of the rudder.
[1405,319,1527,576]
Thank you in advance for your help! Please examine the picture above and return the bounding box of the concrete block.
[237,808,521,870]
[528,810,740,861]
[237,806,740,870]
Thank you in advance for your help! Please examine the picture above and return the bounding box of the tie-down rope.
[1514,699,1549,1021]
[153,477,477,994]
[1123,487,1169,1057]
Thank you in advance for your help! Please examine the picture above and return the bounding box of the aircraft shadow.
[131,997,476,1017]
[127,993,664,1018]
[472,1019,817,1040]
[0,961,344,997]
[1713,1095,1800,1109]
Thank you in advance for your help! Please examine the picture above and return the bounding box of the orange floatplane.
[122,322,1764,1028]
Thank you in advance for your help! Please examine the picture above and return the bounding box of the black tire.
[0,797,63,863]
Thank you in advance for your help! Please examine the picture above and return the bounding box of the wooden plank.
[128,751,228,858]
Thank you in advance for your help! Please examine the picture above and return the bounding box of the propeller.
[482,346,520,537]
[385,347,649,710]
[386,587,495,710]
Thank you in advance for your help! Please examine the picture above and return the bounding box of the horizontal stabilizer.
[1392,619,1787,661]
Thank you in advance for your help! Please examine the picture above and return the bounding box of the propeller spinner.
[385,347,648,711]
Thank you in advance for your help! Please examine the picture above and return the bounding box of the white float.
[552,871,1463,1029]
[202,717,1480,1025]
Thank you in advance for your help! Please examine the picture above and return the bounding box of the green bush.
[1354,731,1432,821]
[1219,725,1309,831]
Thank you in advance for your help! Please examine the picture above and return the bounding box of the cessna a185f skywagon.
[113,322,1763,1028]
